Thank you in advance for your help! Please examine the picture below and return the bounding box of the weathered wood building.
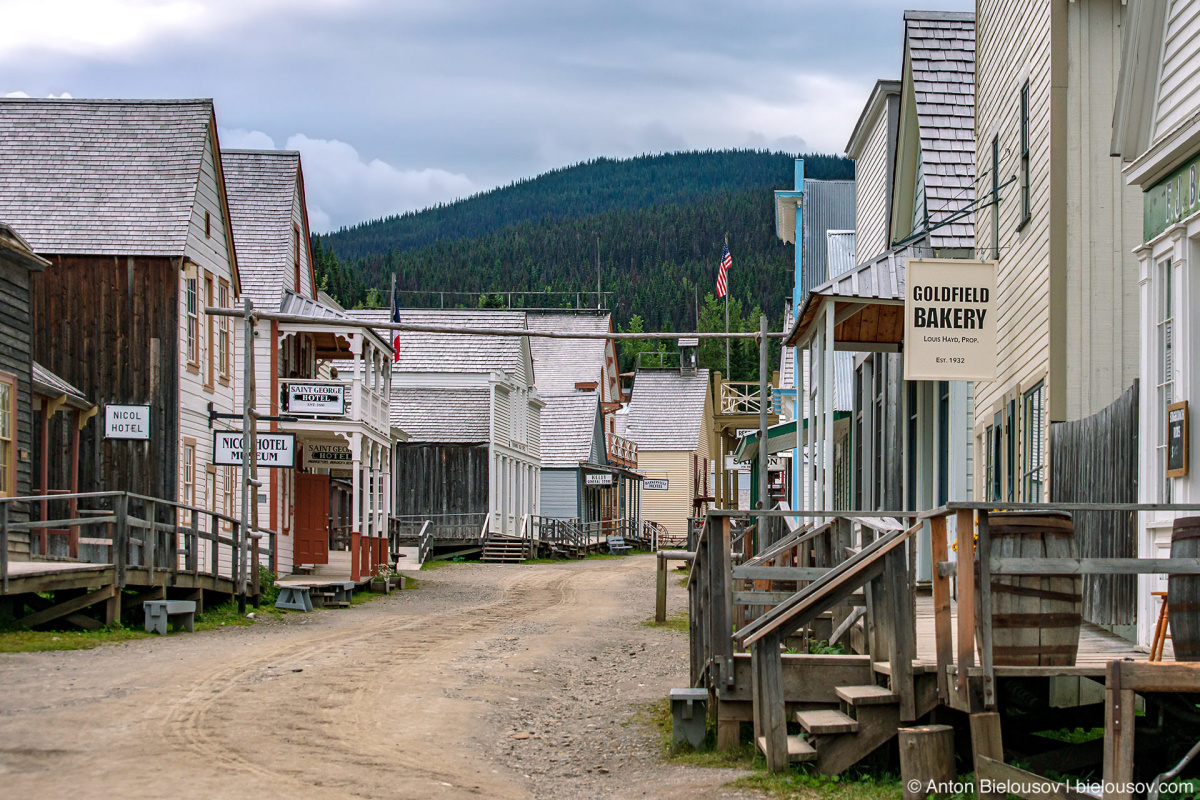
[0,99,241,509]
[0,223,49,549]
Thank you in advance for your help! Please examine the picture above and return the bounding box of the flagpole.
[724,234,730,380]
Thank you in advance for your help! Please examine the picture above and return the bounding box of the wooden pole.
[238,298,256,615]
[969,712,1005,800]
[930,512,953,703]
[1102,660,1135,799]
[656,551,667,623]
[898,724,956,800]
[758,314,768,515]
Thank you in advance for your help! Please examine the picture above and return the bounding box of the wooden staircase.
[480,535,529,563]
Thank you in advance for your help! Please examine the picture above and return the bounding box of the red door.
[294,473,330,566]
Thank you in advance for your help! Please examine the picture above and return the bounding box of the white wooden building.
[1113,0,1200,647]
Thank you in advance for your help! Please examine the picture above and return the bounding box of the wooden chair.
[1151,590,1171,662]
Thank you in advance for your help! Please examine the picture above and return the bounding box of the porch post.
[824,301,835,513]
[351,432,362,582]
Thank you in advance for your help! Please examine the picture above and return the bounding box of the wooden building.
[1113,0,1200,647]
[0,223,49,552]
[353,309,543,539]
[972,0,1142,503]
[0,99,241,509]
[625,347,715,540]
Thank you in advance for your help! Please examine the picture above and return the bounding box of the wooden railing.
[1,491,275,599]
[718,381,771,415]
[606,432,638,467]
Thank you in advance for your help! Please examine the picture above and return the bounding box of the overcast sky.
[1,0,971,232]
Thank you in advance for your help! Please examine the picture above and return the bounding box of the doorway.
[294,472,331,566]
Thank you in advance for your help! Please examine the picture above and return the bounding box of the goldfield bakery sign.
[903,259,998,382]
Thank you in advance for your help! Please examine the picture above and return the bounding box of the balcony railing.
[607,432,638,467]
[719,381,772,416]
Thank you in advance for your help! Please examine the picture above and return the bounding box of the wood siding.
[31,256,178,501]
[1050,381,1138,627]
[855,99,896,263]
[1065,0,1143,420]
[0,257,34,544]
[1155,0,1200,135]
[394,443,490,517]
[638,450,694,539]
[539,468,579,519]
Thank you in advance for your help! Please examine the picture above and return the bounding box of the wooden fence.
[1050,381,1139,626]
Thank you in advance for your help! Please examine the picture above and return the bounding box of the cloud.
[220,128,277,150]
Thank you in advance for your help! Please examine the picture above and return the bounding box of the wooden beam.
[17,584,117,629]
[969,713,1005,800]
[1111,660,1200,692]
[931,514,953,703]
[991,557,1200,575]
[1102,660,1135,800]
[956,510,976,707]
[733,566,830,581]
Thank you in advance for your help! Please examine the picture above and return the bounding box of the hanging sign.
[104,405,151,440]
[1168,401,1189,478]
[305,443,352,464]
[644,478,669,491]
[585,473,614,486]
[280,381,346,416]
[213,431,296,468]
[903,258,998,381]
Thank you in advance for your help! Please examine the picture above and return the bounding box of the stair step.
[835,685,899,706]
[756,735,817,762]
[794,709,858,735]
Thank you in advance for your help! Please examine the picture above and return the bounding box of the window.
[218,281,231,382]
[223,465,235,530]
[294,224,302,295]
[906,382,918,511]
[182,440,196,514]
[989,411,1003,502]
[205,466,216,530]
[1159,259,1175,502]
[204,210,211,238]
[853,365,863,510]
[985,425,996,502]
[1006,400,1016,502]
[1022,383,1045,500]
[991,135,1001,259]
[873,355,885,510]
[204,275,215,389]
[186,276,199,367]
[1019,81,1031,227]
[0,372,15,497]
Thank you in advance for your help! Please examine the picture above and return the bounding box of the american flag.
[716,241,732,298]
[391,291,401,363]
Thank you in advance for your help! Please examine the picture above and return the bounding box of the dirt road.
[0,555,761,799]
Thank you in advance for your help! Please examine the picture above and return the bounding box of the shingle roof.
[222,150,299,309]
[526,313,611,393]
[904,12,976,251]
[31,361,90,406]
[348,308,529,376]
[391,387,491,443]
[539,392,602,468]
[625,369,710,451]
[0,99,215,256]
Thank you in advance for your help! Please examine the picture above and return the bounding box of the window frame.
[293,223,303,296]
[1158,258,1176,502]
[204,209,211,239]
[223,464,235,531]
[1022,382,1045,501]
[1018,80,1032,229]
[1006,399,1016,502]
[0,371,16,497]
[204,273,215,390]
[186,276,200,371]
[218,279,231,384]
[182,438,197,520]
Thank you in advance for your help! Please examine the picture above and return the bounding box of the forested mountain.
[312,149,854,378]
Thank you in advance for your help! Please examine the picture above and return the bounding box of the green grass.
[641,609,690,633]
[637,698,903,800]
[523,552,626,564]
[0,626,155,653]
[420,559,457,571]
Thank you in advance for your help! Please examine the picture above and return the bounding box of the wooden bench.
[143,600,196,635]
[275,585,314,612]
[608,536,633,555]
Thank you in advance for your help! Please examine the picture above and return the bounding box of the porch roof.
[785,247,908,348]
[279,289,391,355]
[32,361,92,409]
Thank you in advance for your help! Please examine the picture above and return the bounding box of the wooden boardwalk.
[910,594,1162,678]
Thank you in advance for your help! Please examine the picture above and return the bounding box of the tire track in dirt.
[161,568,577,796]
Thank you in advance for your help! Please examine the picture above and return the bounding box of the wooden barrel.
[976,511,1082,667]
[1168,517,1200,661]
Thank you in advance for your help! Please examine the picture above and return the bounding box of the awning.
[786,247,911,349]
[733,415,851,463]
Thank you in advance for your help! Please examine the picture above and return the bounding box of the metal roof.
[222,150,301,310]
[788,247,911,347]
[625,369,710,451]
[826,231,857,279]
[391,387,491,443]
[0,99,215,256]
[802,180,857,296]
[526,312,611,393]
[539,392,603,468]
[904,11,976,251]
[31,361,91,407]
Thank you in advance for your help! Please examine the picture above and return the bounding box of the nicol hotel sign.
[903,259,998,382]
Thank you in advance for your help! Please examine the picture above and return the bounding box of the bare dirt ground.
[0,555,764,799]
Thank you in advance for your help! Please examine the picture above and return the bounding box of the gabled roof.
[0,222,49,272]
[349,308,531,378]
[540,392,604,468]
[280,289,391,353]
[846,79,902,158]
[526,312,611,393]
[898,12,976,250]
[391,387,490,443]
[222,150,304,309]
[625,369,710,451]
[788,247,910,347]
[0,99,221,257]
